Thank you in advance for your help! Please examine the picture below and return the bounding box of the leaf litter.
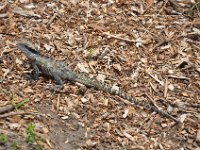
[0,0,200,149]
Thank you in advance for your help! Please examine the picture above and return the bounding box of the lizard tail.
[74,73,141,105]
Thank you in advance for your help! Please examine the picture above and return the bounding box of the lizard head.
[17,40,39,60]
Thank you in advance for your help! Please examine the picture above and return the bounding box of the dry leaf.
[179,114,187,123]
[77,63,89,73]
[123,131,134,141]
[19,0,29,4]
[12,7,40,17]
[24,3,36,9]
[61,115,69,120]
[69,0,81,5]
[122,108,129,118]
[160,44,171,50]
[24,87,34,93]
[89,60,97,66]
[168,84,174,91]
[9,123,21,130]
[15,58,23,65]
[44,43,54,52]
[146,0,153,7]
[0,2,7,11]
[2,68,10,78]
[113,63,122,71]
[81,97,88,103]
[0,13,7,18]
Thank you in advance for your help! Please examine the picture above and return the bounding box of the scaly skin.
[16,40,179,122]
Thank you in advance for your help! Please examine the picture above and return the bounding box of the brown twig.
[0,112,40,119]
[0,32,17,36]
[117,93,179,123]
[145,94,180,123]
[150,39,168,51]
[103,32,136,43]
[164,78,168,98]
[47,13,58,27]
[158,0,169,14]
[167,75,190,80]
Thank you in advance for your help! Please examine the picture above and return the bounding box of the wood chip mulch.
[0,0,200,149]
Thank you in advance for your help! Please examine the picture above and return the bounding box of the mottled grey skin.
[16,40,179,122]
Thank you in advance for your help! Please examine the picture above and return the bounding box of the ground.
[0,0,200,149]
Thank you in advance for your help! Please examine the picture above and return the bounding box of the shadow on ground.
[35,103,86,150]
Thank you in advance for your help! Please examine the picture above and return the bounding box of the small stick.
[146,70,164,86]
[118,94,179,123]
[47,13,58,27]
[150,40,168,51]
[0,32,17,36]
[145,94,179,123]
[0,112,40,119]
[167,75,190,80]
[158,0,169,14]
[103,32,136,43]
[164,78,168,98]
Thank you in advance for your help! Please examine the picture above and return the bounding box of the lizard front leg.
[50,72,64,91]
[26,62,40,83]
[32,63,41,80]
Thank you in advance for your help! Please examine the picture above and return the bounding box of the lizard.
[16,40,179,123]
